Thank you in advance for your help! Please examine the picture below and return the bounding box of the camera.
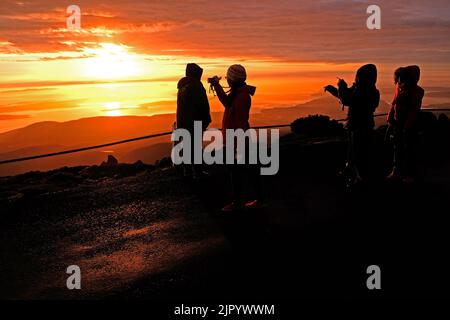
[207,76,221,85]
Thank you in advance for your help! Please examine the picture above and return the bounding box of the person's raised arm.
[214,84,231,108]
[324,85,339,98]
[209,77,231,109]
[337,80,353,107]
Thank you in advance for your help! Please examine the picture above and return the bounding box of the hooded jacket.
[338,64,380,130]
[212,82,256,134]
[387,65,425,130]
[176,63,211,130]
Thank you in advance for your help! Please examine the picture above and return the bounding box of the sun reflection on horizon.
[104,101,123,116]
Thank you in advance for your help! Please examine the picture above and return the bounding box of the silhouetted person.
[177,63,211,178]
[209,64,262,212]
[387,65,425,183]
[325,64,380,184]
[394,67,406,85]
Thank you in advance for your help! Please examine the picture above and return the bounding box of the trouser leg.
[190,128,205,175]
[353,129,371,179]
[347,130,354,167]
[248,164,263,201]
[393,128,405,175]
[231,164,243,204]
[404,130,418,177]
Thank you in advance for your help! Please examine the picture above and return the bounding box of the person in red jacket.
[387,65,425,183]
[209,65,261,212]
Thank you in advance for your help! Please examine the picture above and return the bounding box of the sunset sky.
[1,0,450,132]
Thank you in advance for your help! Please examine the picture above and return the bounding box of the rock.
[101,155,119,167]
[155,157,172,168]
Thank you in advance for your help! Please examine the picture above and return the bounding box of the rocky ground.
[1,118,450,300]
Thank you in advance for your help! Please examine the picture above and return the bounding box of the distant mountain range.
[0,96,391,176]
[0,114,177,176]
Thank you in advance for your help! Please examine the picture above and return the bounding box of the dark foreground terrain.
[1,114,450,300]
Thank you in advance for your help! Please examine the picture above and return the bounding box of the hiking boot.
[349,176,364,187]
[386,168,401,181]
[402,176,415,184]
[338,163,351,177]
[221,202,242,212]
[244,200,263,209]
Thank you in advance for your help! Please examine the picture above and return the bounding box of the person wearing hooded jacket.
[387,65,425,183]
[325,64,380,184]
[176,63,212,178]
[209,64,262,212]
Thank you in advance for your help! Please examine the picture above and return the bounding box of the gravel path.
[1,168,230,299]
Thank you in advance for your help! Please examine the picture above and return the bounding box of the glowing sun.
[84,43,138,79]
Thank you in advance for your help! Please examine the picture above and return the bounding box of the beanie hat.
[227,64,247,83]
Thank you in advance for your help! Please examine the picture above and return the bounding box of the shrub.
[290,114,345,137]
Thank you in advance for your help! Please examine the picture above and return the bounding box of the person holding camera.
[208,64,261,212]
[325,64,380,185]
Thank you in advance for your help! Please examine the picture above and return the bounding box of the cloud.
[139,100,177,110]
[0,114,30,120]
[0,100,82,113]
[0,0,449,63]
[0,87,56,94]
[424,87,450,99]
[0,77,178,89]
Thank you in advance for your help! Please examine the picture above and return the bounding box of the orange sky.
[1,0,450,132]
